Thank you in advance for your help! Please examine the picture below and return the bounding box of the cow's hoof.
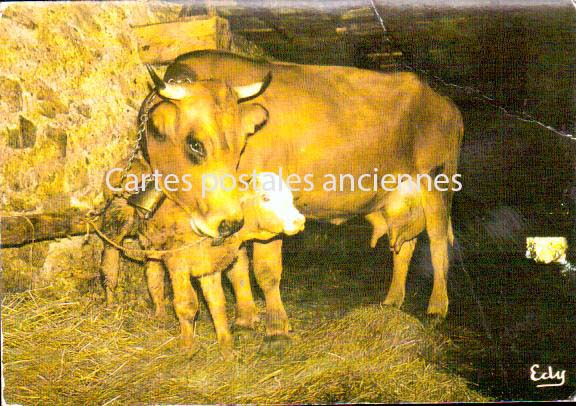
[181,341,199,358]
[424,314,445,328]
[261,334,291,354]
[383,294,404,309]
[150,306,169,320]
[265,321,291,337]
[105,290,117,307]
[219,345,238,361]
[233,314,260,331]
[232,324,257,338]
[426,301,448,319]
[232,323,254,332]
[232,328,254,349]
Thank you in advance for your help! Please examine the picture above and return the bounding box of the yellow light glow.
[526,237,568,264]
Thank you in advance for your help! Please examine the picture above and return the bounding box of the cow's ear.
[240,103,269,136]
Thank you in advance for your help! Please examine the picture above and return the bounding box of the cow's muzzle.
[218,219,244,238]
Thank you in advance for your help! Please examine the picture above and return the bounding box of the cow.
[100,154,305,358]
[99,67,279,356]
[160,50,464,342]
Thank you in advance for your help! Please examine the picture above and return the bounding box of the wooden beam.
[254,9,295,43]
[367,51,403,58]
[133,16,232,64]
[238,27,275,34]
[0,210,93,248]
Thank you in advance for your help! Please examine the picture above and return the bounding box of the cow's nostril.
[218,221,231,237]
[231,219,244,233]
[218,219,244,238]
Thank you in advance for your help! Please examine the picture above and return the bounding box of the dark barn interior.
[1,0,575,403]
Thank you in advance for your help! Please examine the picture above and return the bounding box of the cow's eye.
[185,134,206,163]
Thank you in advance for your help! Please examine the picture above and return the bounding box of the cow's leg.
[99,203,135,306]
[165,259,199,352]
[252,239,290,339]
[383,238,417,308]
[198,272,234,359]
[100,245,121,306]
[226,247,260,330]
[145,260,167,319]
[422,192,450,318]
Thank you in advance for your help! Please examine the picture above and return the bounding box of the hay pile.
[3,284,489,404]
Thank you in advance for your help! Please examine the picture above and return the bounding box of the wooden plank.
[133,16,232,64]
[340,7,374,21]
[0,211,92,247]
[367,51,403,58]
[238,27,275,34]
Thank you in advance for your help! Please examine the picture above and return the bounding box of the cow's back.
[169,51,463,219]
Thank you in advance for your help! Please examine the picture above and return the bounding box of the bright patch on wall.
[526,237,568,265]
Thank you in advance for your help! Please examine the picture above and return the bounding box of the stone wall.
[0,1,183,293]
[0,1,183,214]
[0,1,265,293]
[0,2,255,293]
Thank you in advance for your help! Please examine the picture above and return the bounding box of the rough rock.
[0,1,266,294]
[0,1,181,213]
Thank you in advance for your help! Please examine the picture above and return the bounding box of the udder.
[365,188,425,252]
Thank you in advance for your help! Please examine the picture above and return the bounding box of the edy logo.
[530,364,566,388]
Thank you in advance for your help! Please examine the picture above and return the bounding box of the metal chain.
[86,95,155,220]
[368,0,575,142]
[84,216,210,261]
[86,76,201,229]
[114,92,157,197]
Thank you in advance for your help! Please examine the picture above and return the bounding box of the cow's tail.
[444,159,457,248]
[445,121,464,248]
[448,216,455,247]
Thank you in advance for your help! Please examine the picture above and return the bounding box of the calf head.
[141,65,270,239]
[241,173,306,241]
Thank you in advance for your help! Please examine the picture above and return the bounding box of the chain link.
[368,0,575,142]
[114,92,156,197]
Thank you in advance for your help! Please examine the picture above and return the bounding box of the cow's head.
[141,65,270,239]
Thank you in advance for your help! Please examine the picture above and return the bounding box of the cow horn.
[234,72,272,103]
[146,64,189,100]
[146,64,165,90]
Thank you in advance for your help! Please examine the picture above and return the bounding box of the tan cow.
[100,156,305,358]
[99,67,280,357]
[160,50,464,341]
